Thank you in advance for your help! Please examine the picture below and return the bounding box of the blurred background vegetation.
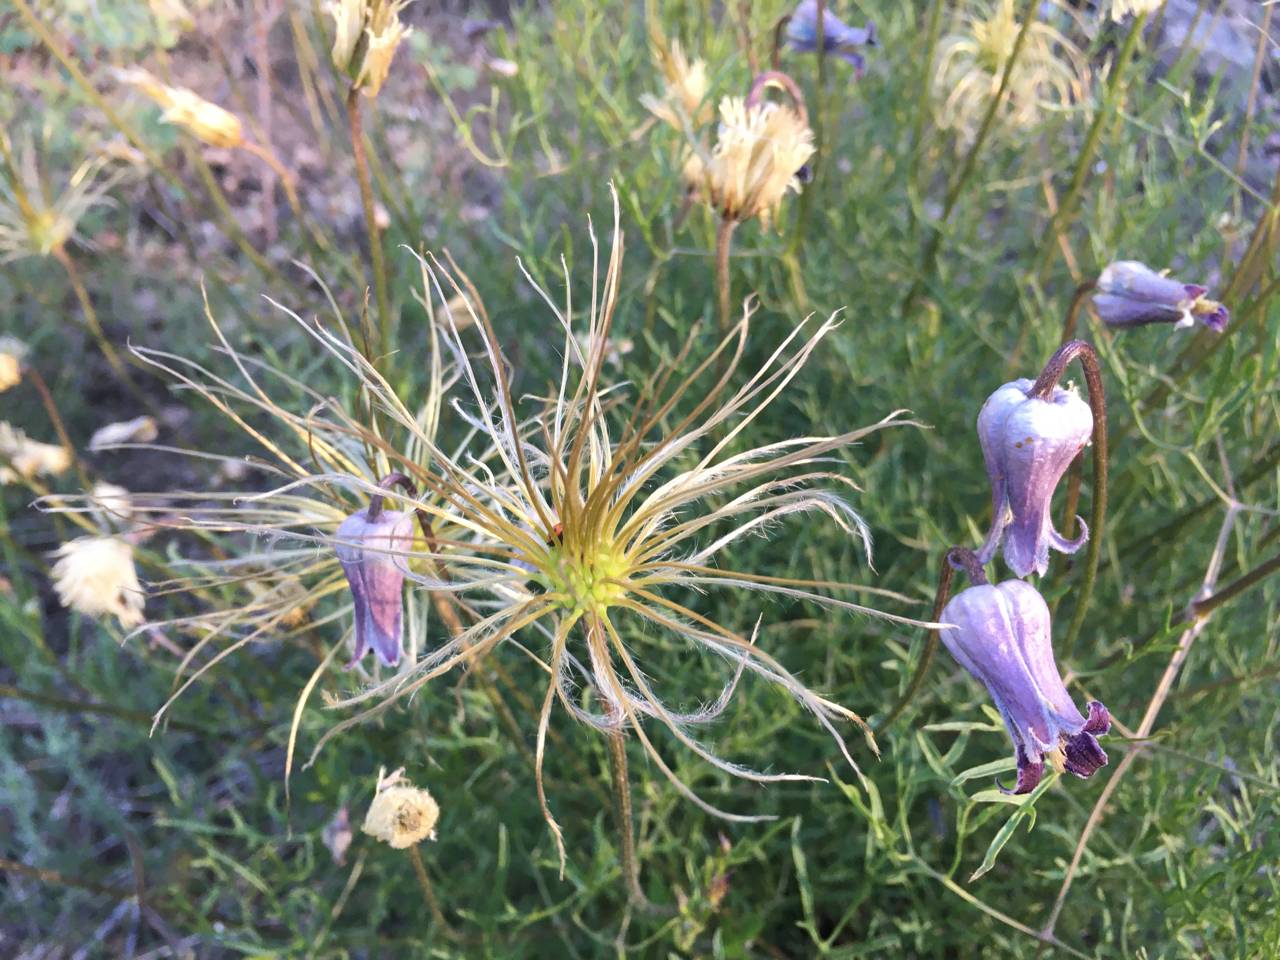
[1,0,1278,956]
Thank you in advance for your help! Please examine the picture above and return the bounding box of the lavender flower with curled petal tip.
[976,378,1092,577]
[786,1,877,74]
[940,579,1111,794]
[336,507,415,667]
[1093,260,1229,333]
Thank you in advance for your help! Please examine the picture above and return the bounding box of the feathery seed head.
[684,85,815,229]
[642,39,713,130]
[85,195,930,874]
[0,135,123,261]
[361,767,439,848]
[933,0,1089,144]
[51,536,146,628]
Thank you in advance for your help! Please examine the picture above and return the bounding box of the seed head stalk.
[714,217,737,338]
[1032,13,1149,281]
[346,88,394,358]
[899,0,1039,320]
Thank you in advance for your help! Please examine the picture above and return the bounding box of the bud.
[335,506,413,666]
[976,378,1091,577]
[785,1,877,74]
[1092,260,1228,333]
[940,579,1110,794]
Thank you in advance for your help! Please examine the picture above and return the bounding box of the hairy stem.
[715,217,738,339]
[407,845,458,939]
[346,89,393,357]
[606,719,657,912]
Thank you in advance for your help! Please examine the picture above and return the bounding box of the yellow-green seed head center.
[542,542,629,614]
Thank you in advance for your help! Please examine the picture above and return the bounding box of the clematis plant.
[1092,260,1229,333]
[784,0,877,74]
[938,550,1111,794]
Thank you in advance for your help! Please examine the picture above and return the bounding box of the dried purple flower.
[785,1,877,74]
[1093,260,1229,333]
[940,579,1110,794]
[335,507,414,667]
[976,378,1092,578]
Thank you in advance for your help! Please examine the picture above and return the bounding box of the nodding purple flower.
[976,378,1092,578]
[335,507,415,667]
[786,1,877,74]
[1093,260,1229,333]
[940,579,1111,794]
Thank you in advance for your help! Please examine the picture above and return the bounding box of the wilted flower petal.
[335,507,414,667]
[1093,260,1228,333]
[976,378,1091,577]
[641,39,713,129]
[786,0,877,73]
[89,415,158,451]
[940,579,1110,794]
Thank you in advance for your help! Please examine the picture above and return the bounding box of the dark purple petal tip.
[1082,700,1111,735]
[1063,733,1108,779]
[1001,746,1044,795]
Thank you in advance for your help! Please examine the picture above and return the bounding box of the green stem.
[908,0,947,202]
[52,247,152,409]
[1032,13,1147,281]
[0,682,212,736]
[346,88,393,356]
[899,0,1040,319]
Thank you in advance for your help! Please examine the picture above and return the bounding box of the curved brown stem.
[1027,341,1108,653]
[1059,281,1097,345]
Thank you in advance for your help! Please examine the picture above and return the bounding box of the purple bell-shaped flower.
[785,1,877,74]
[335,507,414,667]
[940,578,1111,794]
[976,378,1092,578]
[1093,260,1229,333]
